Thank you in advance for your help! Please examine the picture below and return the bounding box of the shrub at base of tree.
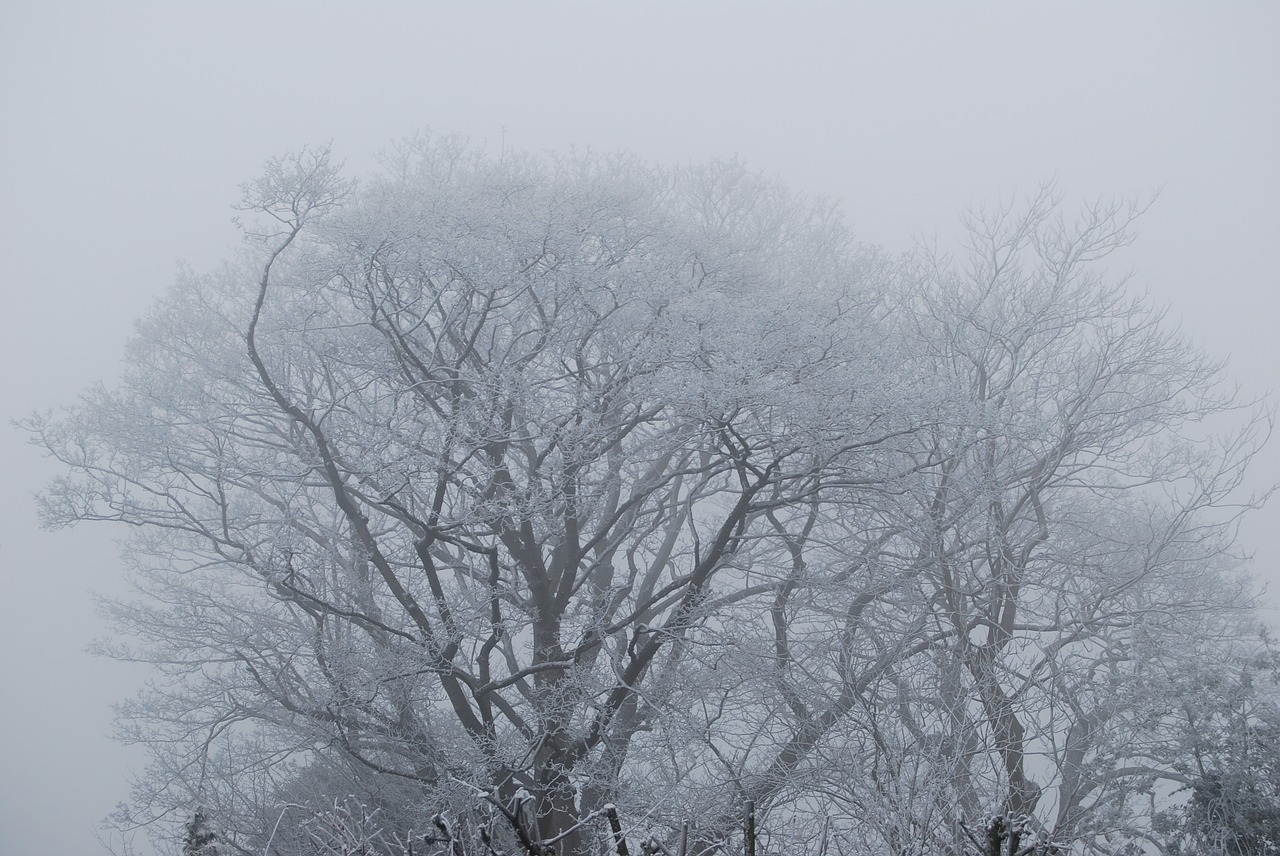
[182,808,223,856]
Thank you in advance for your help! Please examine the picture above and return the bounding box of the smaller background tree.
[1156,641,1280,855]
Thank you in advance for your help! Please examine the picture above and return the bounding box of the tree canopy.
[28,136,1272,856]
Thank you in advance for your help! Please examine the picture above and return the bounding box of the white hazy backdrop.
[1,4,1276,854]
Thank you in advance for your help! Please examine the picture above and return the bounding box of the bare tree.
[28,142,1269,856]
[697,186,1272,854]
[29,138,922,855]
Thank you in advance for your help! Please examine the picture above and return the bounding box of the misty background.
[1,4,1276,854]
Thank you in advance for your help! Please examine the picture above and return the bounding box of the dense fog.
[1,5,1276,855]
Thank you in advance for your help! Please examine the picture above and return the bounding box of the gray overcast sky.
[2,3,1277,853]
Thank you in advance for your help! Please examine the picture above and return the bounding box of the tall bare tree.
[29,143,1269,855]
[30,138,926,854]
[679,187,1271,854]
